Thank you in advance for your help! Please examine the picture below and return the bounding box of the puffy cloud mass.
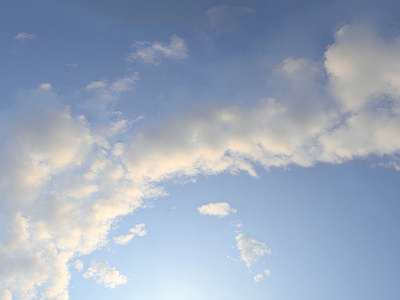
[197,202,237,218]
[3,21,400,298]
[0,82,156,299]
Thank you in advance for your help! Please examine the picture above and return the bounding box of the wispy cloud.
[253,273,263,284]
[114,223,148,245]
[66,63,79,67]
[74,260,84,272]
[14,32,35,42]
[83,259,129,289]
[38,82,52,90]
[235,233,271,269]
[253,269,271,284]
[127,35,188,65]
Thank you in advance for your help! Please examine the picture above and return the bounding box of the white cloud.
[324,23,400,112]
[83,259,129,289]
[127,35,188,65]
[39,82,52,90]
[66,63,79,67]
[113,223,148,245]
[84,74,139,107]
[0,290,13,300]
[230,221,244,228]
[0,82,155,299]
[74,260,84,272]
[253,273,263,284]
[123,97,326,183]
[86,80,107,90]
[197,202,237,218]
[275,57,319,77]
[4,20,400,299]
[319,22,400,163]
[14,32,35,42]
[235,233,271,269]
[253,269,271,284]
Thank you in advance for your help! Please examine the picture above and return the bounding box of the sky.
[2,0,400,299]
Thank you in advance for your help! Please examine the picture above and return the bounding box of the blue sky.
[2,0,400,299]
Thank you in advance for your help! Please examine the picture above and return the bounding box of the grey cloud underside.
[2,22,400,298]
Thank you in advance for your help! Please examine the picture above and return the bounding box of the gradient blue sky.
[2,1,400,299]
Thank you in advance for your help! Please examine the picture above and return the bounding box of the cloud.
[14,32,35,42]
[85,74,139,95]
[113,223,148,245]
[0,290,13,300]
[3,20,400,299]
[85,74,139,104]
[0,82,155,299]
[66,63,79,67]
[253,269,271,284]
[235,233,271,269]
[83,74,140,115]
[39,83,52,90]
[324,23,400,112]
[83,259,129,289]
[86,81,107,90]
[205,6,253,36]
[229,221,244,228]
[253,273,263,284]
[123,21,400,181]
[197,202,237,218]
[319,22,400,163]
[123,97,326,183]
[127,35,188,65]
[74,260,84,272]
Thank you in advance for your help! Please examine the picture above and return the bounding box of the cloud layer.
[2,21,400,298]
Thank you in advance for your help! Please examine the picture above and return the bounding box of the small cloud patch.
[197,202,237,218]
